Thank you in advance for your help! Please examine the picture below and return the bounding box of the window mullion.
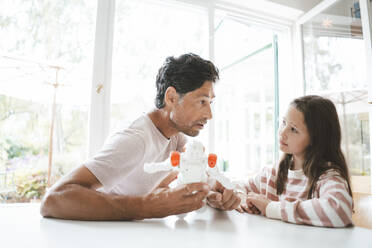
[88,0,115,157]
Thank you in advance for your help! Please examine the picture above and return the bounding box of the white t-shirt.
[85,114,187,196]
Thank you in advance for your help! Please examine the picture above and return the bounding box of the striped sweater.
[237,166,353,227]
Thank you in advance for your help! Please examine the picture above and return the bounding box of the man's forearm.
[40,184,144,220]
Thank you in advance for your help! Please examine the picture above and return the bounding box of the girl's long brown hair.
[276,95,352,199]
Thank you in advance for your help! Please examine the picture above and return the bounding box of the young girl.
[236,95,353,227]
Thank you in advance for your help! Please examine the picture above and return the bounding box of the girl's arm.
[236,167,281,213]
[265,174,353,227]
[235,167,272,194]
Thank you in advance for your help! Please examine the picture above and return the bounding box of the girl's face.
[279,105,310,159]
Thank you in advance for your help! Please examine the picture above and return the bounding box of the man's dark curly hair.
[155,53,219,109]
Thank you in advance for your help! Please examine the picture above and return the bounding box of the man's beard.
[170,119,200,137]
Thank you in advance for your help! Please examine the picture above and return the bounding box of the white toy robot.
[144,140,235,190]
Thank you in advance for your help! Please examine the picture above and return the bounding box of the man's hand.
[141,172,210,219]
[41,167,209,220]
[206,181,240,211]
[239,192,271,216]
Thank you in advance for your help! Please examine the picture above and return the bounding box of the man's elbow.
[40,185,65,218]
[40,192,55,217]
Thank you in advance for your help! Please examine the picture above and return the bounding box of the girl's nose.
[279,127,287,139]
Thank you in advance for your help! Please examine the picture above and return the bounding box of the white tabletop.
[1,203,371,248]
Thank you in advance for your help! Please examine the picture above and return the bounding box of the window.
[0,0,96,203]
[302,0,371,193]
[110,0,208,134]
[213,10,282,177]
[0,0,294,202]
[303,0,370,175]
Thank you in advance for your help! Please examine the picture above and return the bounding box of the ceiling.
[265,0,323,12]
[221,0,324,20]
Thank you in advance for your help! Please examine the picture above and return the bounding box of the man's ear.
[164,86,179,107]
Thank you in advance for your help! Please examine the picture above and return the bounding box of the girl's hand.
[245,193,271,216]
[236,192,261,215]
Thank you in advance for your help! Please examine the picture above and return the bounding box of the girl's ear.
[164,86,179,107]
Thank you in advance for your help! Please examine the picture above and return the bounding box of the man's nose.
[205,103,213,120]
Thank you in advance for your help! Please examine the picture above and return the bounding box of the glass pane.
[0,0,96,203]
[303,0,370,176]
[111,0,208,143]
[214,11,277,177]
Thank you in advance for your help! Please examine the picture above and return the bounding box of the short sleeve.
[84,131,145,191]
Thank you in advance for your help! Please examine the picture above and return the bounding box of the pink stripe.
[249,180,260,194]
[332,191,353,211]
[261,177,267,184]
[261,188,266,195]
[270,168,277,177]
[327,197,352,226]
[267,178,276,189]
[290,201,301,224]
[284,190,307,198]
[287,178,307,186]
[292,203,301,224]
[328,191,353,212]
[332,176,344,184]
[296,203,312,225]
[312,200,333,227]
[267,191,279,201]
[283,197,298,202]
[319,175,344,186]
[322,183,347,196]
[319,169,337,179]
[261,176,276,190]
[281,201,288,221]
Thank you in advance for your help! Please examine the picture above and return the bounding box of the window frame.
[294,0,372,192]
[89,0,295,164]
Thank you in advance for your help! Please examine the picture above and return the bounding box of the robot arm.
[144,151,181,174]
[207,153,235,190]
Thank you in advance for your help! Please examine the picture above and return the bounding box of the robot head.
[185,140,204,158]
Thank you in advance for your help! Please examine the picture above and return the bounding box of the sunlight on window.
[0,0,96,203]
[110,0,208,135]
[303,0,370,177]
[213,11,277,177]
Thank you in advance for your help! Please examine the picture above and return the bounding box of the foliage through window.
[0,0,96,203]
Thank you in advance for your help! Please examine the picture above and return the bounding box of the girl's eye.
[291,127,298,133]
[200,100,206,105]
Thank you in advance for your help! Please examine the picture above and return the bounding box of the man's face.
[169,81,215,137]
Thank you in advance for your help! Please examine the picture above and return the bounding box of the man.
[40,53,239,220]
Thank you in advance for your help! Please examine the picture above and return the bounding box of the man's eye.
[200,100,206,105]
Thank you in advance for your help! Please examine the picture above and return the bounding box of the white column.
[360,0,372,102]
[208,4,216,152]
[88,0,115,158]
[292,23,305,96]
[360,0,372,192]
